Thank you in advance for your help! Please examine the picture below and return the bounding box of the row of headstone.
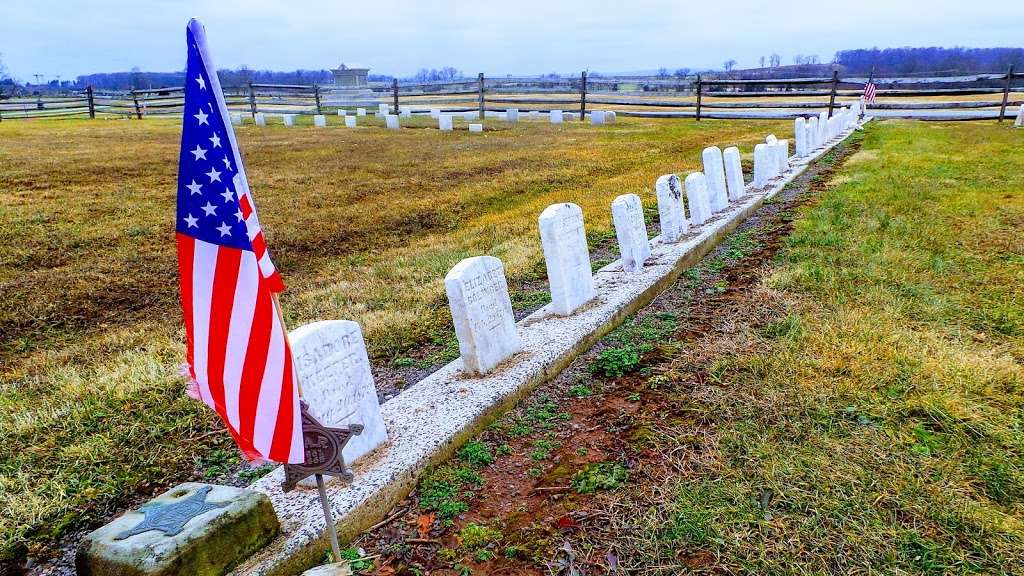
[753,134,789,187]
[589,110,616,125]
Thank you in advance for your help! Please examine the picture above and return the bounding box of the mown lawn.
[0,115,786,563]
[350,120,1023,575]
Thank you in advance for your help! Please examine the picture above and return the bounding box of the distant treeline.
[835,47,1024,75]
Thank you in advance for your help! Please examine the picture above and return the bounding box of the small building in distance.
[331,63,370,87]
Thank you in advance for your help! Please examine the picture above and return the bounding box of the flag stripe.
[252,303,287,456]
[238,277,274,443]
[190,240,219,405]
[223,251,259,429]
[205,246,242,413]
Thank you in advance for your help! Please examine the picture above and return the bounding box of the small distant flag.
[175,19,303,464]
[863,80,877,105]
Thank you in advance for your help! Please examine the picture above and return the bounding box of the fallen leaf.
[555,515,579,530]
[416,513,435,538]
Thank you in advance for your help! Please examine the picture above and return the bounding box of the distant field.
[0,114,787,561]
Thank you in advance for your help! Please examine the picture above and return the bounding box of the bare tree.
[793,54,805,65]
[770,53,781,67]
[0,53,9,82]
[759,56,766,68]
[674,67,691,78]
[807,54,820,64]
[657,67,669,78]
[723,59,737,72]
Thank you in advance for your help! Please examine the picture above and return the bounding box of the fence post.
[131,89,143,119]
[86,86,96,119]
[313,83,322,115]
[998,64,1014,123]
[248,82,257,119]
[478,72,485,120]
[695,74,702,121]
[827,70,839,118]
[579,71,587,120]
[392,78,399,114]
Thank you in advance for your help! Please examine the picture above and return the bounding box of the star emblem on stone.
[191,145,207,161]
[195,109,209,126]
[209,133,222,148]
[196,75,206,90]
[186,180,202,195]
[220,189,234,203]
[183,214,198,228]
[201,201,217,216]
[217,222,232,237]
[114,485,228,540]
[206,167,221,183]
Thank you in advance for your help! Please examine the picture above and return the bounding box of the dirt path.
[346,138,860,575]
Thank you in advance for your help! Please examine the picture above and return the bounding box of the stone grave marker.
[385,114,399,130]
[376,103,387,116]
[655,174,688,243]
[776,139,789,173]
[606,111,616,122]
[529,110,539,120]
[469,123,483,132]
[794,117,807,156]
[611,194,651,273]
[723,146,745,201]
[463,111,476,121]
[702,146,729,212]
[1016,104,1024,127]
[753,143,773,187]
[337,109,347,117]
[356,107,366,116]
[805,120,816,152]
[313,114,326,128]
[766,133,777,145]
[817,111,828,144]
[684,172,713,226]
[430,108,441,119]
[282,114,294,127]
[400,109,412,118]
[344,116,357,128]
[289,320,388,464]
[506,108,519,122]
[550,109,563,123]
[254,112,266,127]
[445,256,522,375]
[564,112,576,121]
[590,111,605,125]
[538,203,595,315]
[439,114,453,131]
[229,112,242,125]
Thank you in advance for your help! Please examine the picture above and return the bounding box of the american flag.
[176,19,303,464]
[863,80,877,105]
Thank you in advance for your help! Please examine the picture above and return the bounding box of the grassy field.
[0,115,788,562]
[348,121,1024,574]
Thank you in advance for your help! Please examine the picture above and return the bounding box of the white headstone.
[344,116,357,128]
[684,172,713,226]
[817,111,828,146]
[385,114,399,130]
[590,111,605,125]
[538,203,595,315]
[776,139,789,173]
[444,256,522,376]
[701,146,729,212]
[313,114,326,128]
[794,117,807,157]
[550,109,563,124]
[722,146,745,201]
[605,111,616,122]
[230,113,242,125]
[611,194,650,273]
[400,109,412,118]
[282,114,294,127]
[254,112,266,127]
[506,108,519,122]
[564,112,576,121]
[438,114,453,131]
[1016,104,1024,127]
[290,320,389,464]
[766,134,778,145]
[430,108,441,119]
[356,108,366,116]
[529,110,539,120]
[469,123,483,132]
[655,174,688,243]
[337,109,347,117]
[378,103,389,116]
[808,116,819,149]
[753,143,773,188]
[463,111,477,121]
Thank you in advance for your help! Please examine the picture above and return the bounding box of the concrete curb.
[232,119,870,576]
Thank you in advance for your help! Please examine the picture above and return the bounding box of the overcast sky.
[3,0,1022,81]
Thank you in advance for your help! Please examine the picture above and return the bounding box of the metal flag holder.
[282,400,363,561]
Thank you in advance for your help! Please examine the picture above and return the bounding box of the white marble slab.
[550,110,563,123]
[344,116,357,128]
[313,115,326,128]
[611,193,651,273]
[723,146,745,201]
[469,123,483,132]
[655,174,688,243]
[684,172,712,226]
[538,203,595,316]
[445,256,522,376]
[702,146,729,212]
[385,115,399,130]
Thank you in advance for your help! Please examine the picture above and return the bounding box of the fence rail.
[2,70,1022,122]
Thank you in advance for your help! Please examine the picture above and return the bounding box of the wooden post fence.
[392,78,399,115]
[247,82,257,119]
[579,71,587,120]
[998,64,1015,123]
[478,72,485,120]
[827,70,839,118]
[695,74,702,121]
[131,89,143,119]
[86,86,95,119]
[313,84,322,115]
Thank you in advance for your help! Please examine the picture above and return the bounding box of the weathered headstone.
[766,133,778,145]
[550,109,563,123]
[753,143,773,187]
[344,116,357,128]
[445,256,522,375]
[469,123,483,132]
[76,483,278,576]
[439,114,453,131]
[385,114,399,130]
[430,108,441,119]
[564,112,576,121]
[606,111,616,122]
[684,172,713,226]
[506,108,519,122]
[776,139,789,173]
[356,107,366,116]
[805,121,815,153]
[313,114,326,128]
[400,109,412,118]
[611,194,651,273]
[794,117,807,156]
[290,320,388,464]
[254,112,266,127]
[538,203,595,315]
[337,109,347,117]
[378,103,389,116]
[702,146,729,212]
[529,110,540,120]
[230,112,242,125]
[817,111,828,146]
[655,174,688,242]
[590,111,605,125]
[463,111,476,121]
[722,146,745,201]
[282,114,294,127]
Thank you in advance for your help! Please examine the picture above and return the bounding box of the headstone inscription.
[550,109,563,123]
[344,116,357,128]
[722,146,745,201]
[611,194,651,273]
[538,203,595,315]
[753,143,773,187]
[684,172,713,226]
[289,320,389,465]
[655,174,688,243]
[701,146,729,212]
[445,256,522,375]
[313,114,327,128]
